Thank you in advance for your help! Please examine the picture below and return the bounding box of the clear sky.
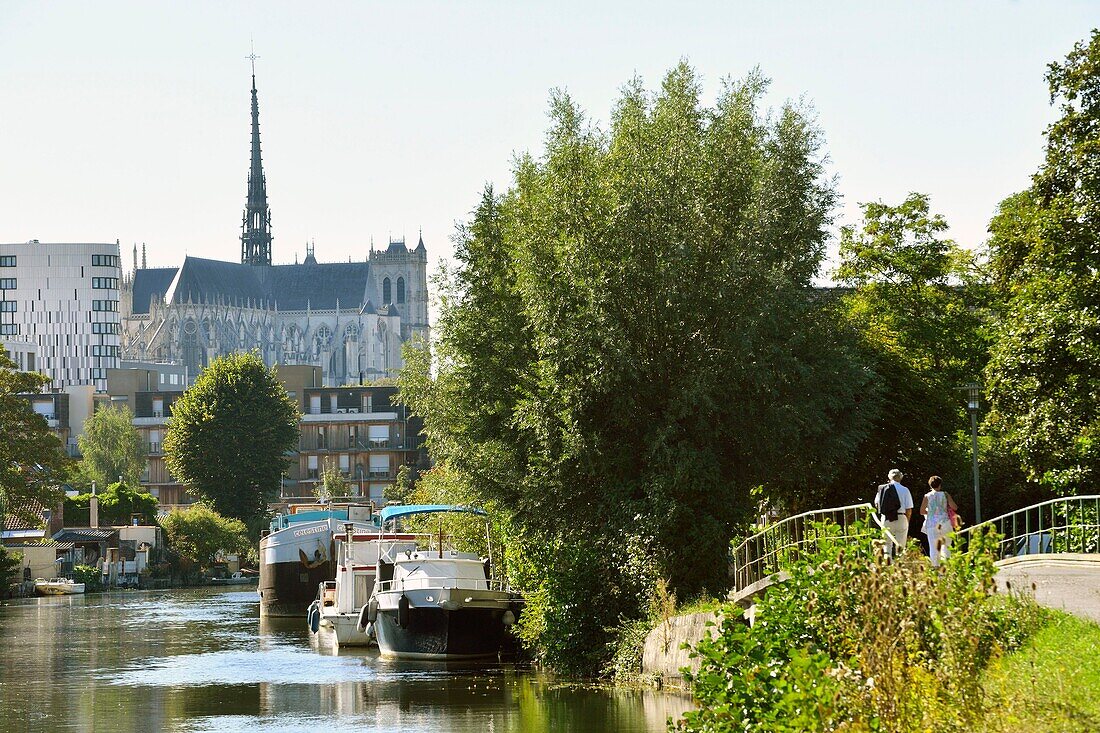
[0,1,1095,277]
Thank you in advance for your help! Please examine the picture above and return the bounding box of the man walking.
[875,468,914,557]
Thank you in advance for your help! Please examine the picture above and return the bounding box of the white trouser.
[885,514,909,557]
[927,522,952,567]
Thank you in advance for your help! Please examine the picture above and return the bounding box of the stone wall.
[640,610,724,686]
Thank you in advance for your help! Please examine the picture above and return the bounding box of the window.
[369,454,391,475]
[92,322,119,334]
[0,324,18,335]
[92,345,120,357]
[92,300,119,312]
[0,278,15,290]
[382,277,391,304]
[0,300,15,312]
[396,277,405,304]
[0,256,15,267]
[92,277,118,289]
[91,254,119,267]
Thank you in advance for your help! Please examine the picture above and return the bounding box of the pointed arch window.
[396,277,405,304]
[382,277,391,304]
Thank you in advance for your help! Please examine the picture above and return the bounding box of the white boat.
[307,524,418,647]
[34,578,85,596]
[359,505,524,660]
[210,571,256,586]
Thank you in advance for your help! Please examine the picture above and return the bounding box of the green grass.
[982,612,1100,732]
[674,596,724,616]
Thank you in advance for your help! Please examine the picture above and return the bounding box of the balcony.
[298,438,403,452]
[301,410,397,423]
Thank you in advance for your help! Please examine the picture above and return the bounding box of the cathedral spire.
[241,51,273,266]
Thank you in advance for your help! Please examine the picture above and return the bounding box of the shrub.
[675,524,1045,732]
[70,564,104,592]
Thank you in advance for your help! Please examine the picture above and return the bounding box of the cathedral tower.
[241,59,273,266]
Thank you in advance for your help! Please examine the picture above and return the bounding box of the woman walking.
[920,476,958,567]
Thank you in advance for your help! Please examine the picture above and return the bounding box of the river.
[0,587,690,732]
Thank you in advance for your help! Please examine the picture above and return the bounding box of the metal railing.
[373,577,513,595]
[959,495,1100,559]
[730,503,889,595]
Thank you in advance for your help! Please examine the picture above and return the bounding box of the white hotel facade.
[0,241,123,391]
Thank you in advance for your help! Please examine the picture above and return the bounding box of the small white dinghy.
[34,578,86,596]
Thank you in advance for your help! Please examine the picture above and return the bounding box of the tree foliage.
[163,352,299,528]
[75,404,146,489]
[986,30,1100,494]
[317,457,347,502]
[64,482,159,527]
[0,349,67,526]
[830,193,989,511]
[400,63,873,671]
[160,504,250,569]
[0,545,21,593]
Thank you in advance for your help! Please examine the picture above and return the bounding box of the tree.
[163,351,299,528]
[400,64,873,671]
[76,404,146,488]
[986,30,1100,494]
[830,193,990,511]
[160,504,250,570]
[0,349,67,527]
[64,482,159,527]
[0,545,21,595]
[317,457,347,501]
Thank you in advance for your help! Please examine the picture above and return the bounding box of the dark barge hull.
[374,606,510,659]
[258,558,335,617]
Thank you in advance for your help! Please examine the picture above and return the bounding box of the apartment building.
[277,366,424,504]
[0,241,123,391]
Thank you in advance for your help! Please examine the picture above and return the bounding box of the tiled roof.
[2,499,49,531]
[8,539,75,550]
[52,528,117,543]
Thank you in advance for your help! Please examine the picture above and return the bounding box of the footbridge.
[642,496,1100,684]
[728,495,1100,621]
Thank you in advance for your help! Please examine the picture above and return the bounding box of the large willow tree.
[402,64,872,671]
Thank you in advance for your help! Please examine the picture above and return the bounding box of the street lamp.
[965,382,981,524]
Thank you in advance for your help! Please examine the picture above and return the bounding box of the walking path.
[994,554,1100,624]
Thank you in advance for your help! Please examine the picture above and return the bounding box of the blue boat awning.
[378,504,487,524]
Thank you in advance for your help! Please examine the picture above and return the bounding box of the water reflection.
[0,588,689,732]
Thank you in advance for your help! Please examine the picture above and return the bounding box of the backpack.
[878,483,901,521]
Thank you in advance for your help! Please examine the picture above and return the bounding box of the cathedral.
[120,68,428,385]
